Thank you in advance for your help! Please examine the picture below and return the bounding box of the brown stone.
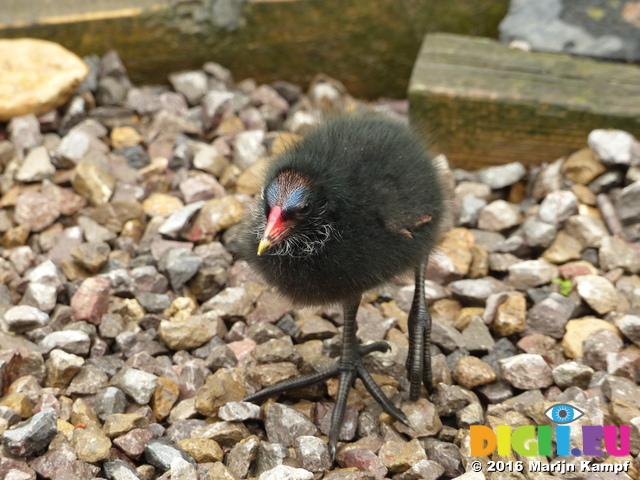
[195,368,247,417]
[453,356,497,389]
[561,148,606,184]
[492,294,526,336]
[151,377,180,421]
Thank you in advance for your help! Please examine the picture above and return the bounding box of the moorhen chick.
[241,115,445,455]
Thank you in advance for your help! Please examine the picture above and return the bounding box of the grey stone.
[421,439,463,478]
[96,76,128,106]
[201,90,234,132]
[552,362,594,389]
[616,181,640,225]
[449,277,509,303]
[258,465,314,480]
[500,0,638,62]
[95,386,127,421]
[158,201,206,238]
[233,130,265,170]
[218,401,262,421]
[168,70,208,105]
[432,383,478,417]
[462,316,495,353]
[564,215,609,248]
[478,200,523,231]
[602,375,640,408]
[0,407,57,457]
[476,162,526,189]
[294,435,331,472]
[394,459,445,480]
[57,130,107,163]
[110,367,158,404]
[469,230,506,253]
[526,292,574,339]
[264,403,317,447]
[192,142,229,177]
[617,314,640,346]
[583,329,623,371]
[16,145,55,182]
[103,459,139,480]
[8,114,42,151]
[522,218,556,248]
[599,236,640,273]
[125,87,163,115]
[158,247,202,290]
[114,145,150,169]
[3,305,49,333]
[508,259,559,289]
[456,402,484,428]
[499,353,553,390]
[538,190,578,225]
[227,436,260,479]
[431,323,465,354]
[458,195,486,227]
[144,438,196,471]
[40,330,91,355]
[589,129,640,166]
[476,379,513,404]
[254,441,290,477]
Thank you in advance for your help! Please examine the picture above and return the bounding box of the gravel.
[0,49,639,479]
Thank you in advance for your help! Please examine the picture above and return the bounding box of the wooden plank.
[0,0,508,99]
[409,34,640,169]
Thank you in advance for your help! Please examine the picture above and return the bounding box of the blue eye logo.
[544,404,584,424]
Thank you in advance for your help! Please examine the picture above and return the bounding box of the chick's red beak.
[257,206,289,255]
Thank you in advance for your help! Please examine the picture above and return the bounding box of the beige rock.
[195,368,247,417]
[142,192,184,217]
[428,228,474,281]
[378,438,427,473]
[493,294,526,335]
[236,157,268,195]
[185,196,243,242]
[157,316,217,350]
[179,438,224,463]
[103,413,149,438]
[270,132,302,156]
[73,426,112,463]
[0,39,88,121]
[110,126,144,150]
[453,356,497,389]
[561,148,606,184]
[575,274,619,314]
[542,230,583,264]
[562,316,622,358]
[71,162,115,205]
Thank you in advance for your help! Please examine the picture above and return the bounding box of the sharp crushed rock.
[0,50,640,480]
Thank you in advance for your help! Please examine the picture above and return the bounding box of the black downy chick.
[241,115,445,456]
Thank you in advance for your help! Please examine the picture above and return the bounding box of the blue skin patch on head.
[266,182,307,211]
[284,187,306,210]
[266,183,279,207]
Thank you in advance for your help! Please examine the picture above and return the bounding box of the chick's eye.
[295,204,311,217]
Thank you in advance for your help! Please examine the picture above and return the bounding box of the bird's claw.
[244,341,410,459]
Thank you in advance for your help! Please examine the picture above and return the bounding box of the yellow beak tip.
[257,239,272,256]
